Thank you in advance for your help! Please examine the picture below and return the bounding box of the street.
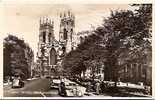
[3,78,60,97]
[3,77,150,97]
[3,77,112,97]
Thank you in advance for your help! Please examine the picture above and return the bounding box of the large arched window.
[64,28,67,40]
[50,48,57,65]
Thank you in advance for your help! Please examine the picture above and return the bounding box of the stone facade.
[37,11,76,76]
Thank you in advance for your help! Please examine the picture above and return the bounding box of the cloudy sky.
[0,4,136,60]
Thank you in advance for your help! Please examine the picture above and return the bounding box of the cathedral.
[37,11,77,76]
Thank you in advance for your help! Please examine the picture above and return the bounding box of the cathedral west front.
[37,11,77,76]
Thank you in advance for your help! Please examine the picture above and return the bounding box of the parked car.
[50,78,61,89]
[59,80,86,97]
[12,77,24,88]
[35,75,40,78]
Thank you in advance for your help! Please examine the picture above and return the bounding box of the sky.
[0,4,136,61]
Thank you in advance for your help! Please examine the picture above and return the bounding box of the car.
[65,82,83,97]
[35,75,40,78]
[50,78,61,89]
[59,81,86,97]
[12,77,24,88]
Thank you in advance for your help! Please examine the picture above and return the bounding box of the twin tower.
[37,11,76,76]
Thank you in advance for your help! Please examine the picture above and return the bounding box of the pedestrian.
[86,81,91,92]
[96,81,100,95]
[8,76,10,84]
[100,81,105,93]
[60,81,66,96]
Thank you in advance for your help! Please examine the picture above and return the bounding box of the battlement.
[60,10,75,20]
[39,17,54,27]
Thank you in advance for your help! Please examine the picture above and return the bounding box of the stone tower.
[37,11,77,77]
[37,17,56,76]
[59,11,76,53]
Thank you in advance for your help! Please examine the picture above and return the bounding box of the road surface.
[3,78,60,97]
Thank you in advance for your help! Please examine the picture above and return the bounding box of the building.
[118,63,151,86]
[37,11,77,76]
[118,50,152,86]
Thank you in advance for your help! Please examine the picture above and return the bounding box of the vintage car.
[12,77,24,88]
[59,80,86,97]
[50,78,61,89]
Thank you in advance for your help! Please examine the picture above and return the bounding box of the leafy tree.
[95,4,152,86]
[3,35,34,80]
[62,4,152,87]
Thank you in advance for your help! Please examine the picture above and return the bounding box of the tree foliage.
[62,4,152,83]
[3,35,34,80]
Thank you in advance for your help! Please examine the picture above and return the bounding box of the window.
[70,29,73,40]
[80,36,83,43]
[62,46,66,54]
[43,32,46,43]
[50,48,57,65]
[142,66,146,75]
[64,28,67,40]
[49,33,51,42]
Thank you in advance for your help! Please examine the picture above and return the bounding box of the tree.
[3,35,34,80]
[95,4,152,86]
[62,31,106,77]
[62,4,152,87]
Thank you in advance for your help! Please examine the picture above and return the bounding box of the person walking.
[60,81,66,96]
[96,81,100,95]
[100,81,105,93]
[86,81,91,92]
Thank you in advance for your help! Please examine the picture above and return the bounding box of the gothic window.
[50,48,57,65]
[61,35,63,40]
[66,21,69,25]
[48,33,51,42]
[62,46,66,54]
[80,36,83,43]
[43,32,46,43]
[70,29,73,40]
[142,66,146,75]
[64,28,67,40]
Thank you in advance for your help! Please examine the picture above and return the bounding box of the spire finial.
[60,12,62,18]
[46,17,48,24]
[52,20,54,25]
[39,17,41,25]
[64,11,66,17]
[49,18,51,24]
[43,16,45,24]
